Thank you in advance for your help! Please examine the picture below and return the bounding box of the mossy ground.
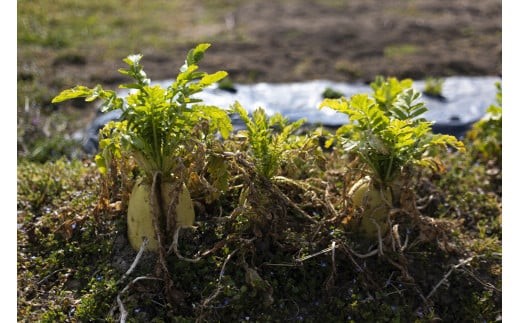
[17,125,501,321]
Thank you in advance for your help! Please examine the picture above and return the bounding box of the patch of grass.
[423,77,445,98]
[17,98,85,163]
[334,59,362,79]
[18,0,244,68]
[384,43,420,58]
[19,1,205,51]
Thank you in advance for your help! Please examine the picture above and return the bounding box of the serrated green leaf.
[85,85,103,102]
[319,98,349,113]
[190,71,206,80]
[117,68,131,76]
[200,71,228,86]
[430,134,465,152]
[391,107,408,120]
[51,86,94,103]
[394,137,415,150]
[324,137,335,148]
[52,43,233,179]
[187,43,211,65]
[177,65,199,83]
[411,90,421,101]
[409,106,428,119]
[195,105,233,139]
[335,124,353,137]
[119,83,143,90]
[94,154,107,175]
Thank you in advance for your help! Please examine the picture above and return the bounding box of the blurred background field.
[17,0,501,162]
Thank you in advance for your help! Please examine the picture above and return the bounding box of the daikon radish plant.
[52,43,232,252]
[320,78,465,238]
[230,102,321,225]
[466,82,502,163]
[232,102,306,179]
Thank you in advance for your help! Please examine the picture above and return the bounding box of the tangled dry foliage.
[18,117,501,321]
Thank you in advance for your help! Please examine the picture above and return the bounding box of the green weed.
[423,77,445,97]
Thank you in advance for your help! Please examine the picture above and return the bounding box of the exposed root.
[339,243,379,290]
[295,241,338,263]
[272,175,313,191]
[370,218,384,256]
[391,224,409,253]
[195,249,239,322]
[150,171,183,308]
[110,237,159,322]
[118,238,149,284]
[324,241,337,293]
[167,226,238,262]
[167,226,201,262]
[460,266,502,293]
[116,276,163,323]
[231,152,320,224]
[426,256,475,300]
[99,130,499,321]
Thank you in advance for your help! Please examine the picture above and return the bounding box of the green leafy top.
[52,43,232,181]
[486,82,502,119]
[370,76,413,111]
[320,77,465,185]
[466,82,502,162]
[232,102,306,179]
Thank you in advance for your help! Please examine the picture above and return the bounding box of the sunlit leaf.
[187,43,211,65]
[51,86,94,103]
[94,154,107,175]
[200,71,228,86]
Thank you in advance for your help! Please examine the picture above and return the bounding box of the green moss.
[17,158,122,321]
[75,276,118,321]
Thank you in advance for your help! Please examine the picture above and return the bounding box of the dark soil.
[56,0,501,86]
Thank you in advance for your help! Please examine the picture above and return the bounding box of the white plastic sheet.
[82,76,501,153]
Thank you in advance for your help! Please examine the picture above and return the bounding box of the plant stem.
[151,106,162,173]
[385,155,394,184]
